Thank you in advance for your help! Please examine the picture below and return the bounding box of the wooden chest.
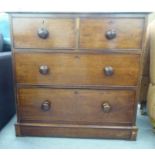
[10,13,148,140]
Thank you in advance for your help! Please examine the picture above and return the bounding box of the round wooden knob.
[39,65,49,75]
[41,100,51,111]
[105,30,116,40]
[37,27,49,39]
[104,66,114,76]
[102,102,111,113]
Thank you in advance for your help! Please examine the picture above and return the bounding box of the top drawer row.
[11,16,145,49]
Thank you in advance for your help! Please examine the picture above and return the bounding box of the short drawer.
[14,53,140,86]
[80,18,144,49]
[18,88,136,125]
[12,17,76,49]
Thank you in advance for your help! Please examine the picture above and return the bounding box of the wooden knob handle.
[105,30,116,40]
[37,27,49,39]
[104,66,114,76]
[39,65,49,75]
[102,102,111,113]
[41,100,51,111]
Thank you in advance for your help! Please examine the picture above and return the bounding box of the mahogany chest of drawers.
[10,13,148,140]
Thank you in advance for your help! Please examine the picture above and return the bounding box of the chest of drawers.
[10,13,148,140]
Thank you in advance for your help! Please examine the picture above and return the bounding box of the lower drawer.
[17,88,136,125]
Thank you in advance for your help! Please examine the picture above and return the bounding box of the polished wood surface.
[12,18,76,49]
[10,13,149,139]
[80,18,144,49]
[15,123,137,140]
[15,52,140,86]
[18,88,135,125]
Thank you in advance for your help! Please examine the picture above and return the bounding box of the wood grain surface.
[14,52,140,86]
[18,88,136,125]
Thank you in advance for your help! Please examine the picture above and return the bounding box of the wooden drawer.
[12,18,76,49]
[15,53,140,86]
[18,88,136,125]
[80,18,144,49]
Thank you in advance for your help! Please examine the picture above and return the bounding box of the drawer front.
[18,88,136,125]
[15,53,140,86]
[80,18,144,49]
[12,18,76,49]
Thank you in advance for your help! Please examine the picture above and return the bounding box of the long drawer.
[14,52,140,86]
[18,88,136,125]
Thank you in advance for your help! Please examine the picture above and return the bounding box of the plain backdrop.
[0,0,155,12]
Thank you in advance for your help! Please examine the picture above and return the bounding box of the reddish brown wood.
[12,18,76,49]
[18,88,136,125]
[15,123,137,140]
[14,52,140,86]
[80,18,144,49]
[9,13,149,140]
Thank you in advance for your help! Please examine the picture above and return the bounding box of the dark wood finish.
[17,88,136,125]
[80,18,144,49]
[10,13,149,140]
[15,123,138,140]
[12,18,76,49]
[14,53,140,86]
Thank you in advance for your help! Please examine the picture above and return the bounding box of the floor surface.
[0,107,155,149]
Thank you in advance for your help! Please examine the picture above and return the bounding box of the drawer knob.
[41,100,51,111]
[39,65,49,75]
[105,30,116,40]
[102,102,111,113]
[37,27,49,39]
[104,66,114,76]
